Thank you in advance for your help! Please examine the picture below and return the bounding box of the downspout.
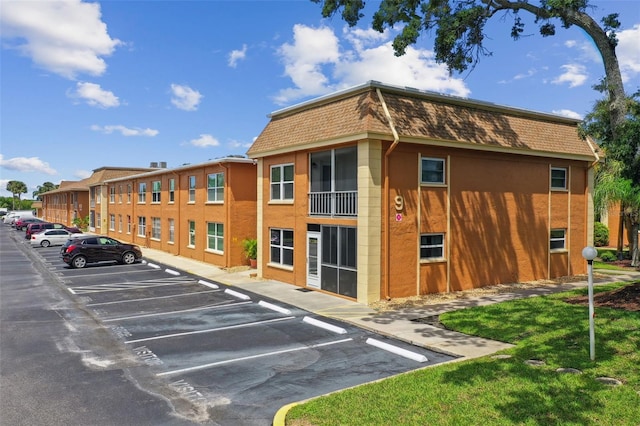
[376,88,400,300]
[170,171,180,256]
[220,162,230,268]
[585,136,601,249]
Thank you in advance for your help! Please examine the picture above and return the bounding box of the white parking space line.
[124,316,296,344]
[366,338,429,363]
[70,281,194,295]
[156,338,354,377]
[86,289,221,307]
[303,316,348,334]
[62,267,162,279]
[102,301,252,322]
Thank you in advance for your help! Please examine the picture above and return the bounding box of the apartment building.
[247,81,600,304]
[101,157,257,268]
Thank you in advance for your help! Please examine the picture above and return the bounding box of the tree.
[32,181,58,200]
[6,180,27,210]
[314,0,629,141]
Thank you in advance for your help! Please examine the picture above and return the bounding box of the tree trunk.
[617,204,625,259]
[630,221,639,267]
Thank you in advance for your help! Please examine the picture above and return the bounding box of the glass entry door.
[306,232,321,289]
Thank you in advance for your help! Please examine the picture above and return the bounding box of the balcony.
[309,191,357,217]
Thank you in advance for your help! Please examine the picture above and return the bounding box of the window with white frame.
[152,180,161,203]
[96,186,101,204]
[118,185,123,203]
[420,233,445,259]
[109,214,115,231]
[207,222,224,252]
[551,167,567,190]
[151,217,161,239]
[127,184,132,203]
[96,213,101,228]
[138,183,147,203]
[270,164,294,201]
[127,215,131,234]
[118,214,122,233]
[421,158,445,184]
[188,221,196,247]
[169,179,175,203]
[109,186,115,203]
[550,229,566,250]
[137,216,146,237]
[270,228,293,266]
[188,176,196,202]
[168,218,175,243]
[207,173,224,202]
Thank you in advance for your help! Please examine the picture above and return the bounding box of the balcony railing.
[309,191,357,217]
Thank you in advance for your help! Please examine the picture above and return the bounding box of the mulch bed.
[565,282,640,312]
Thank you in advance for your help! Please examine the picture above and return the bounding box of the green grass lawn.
[286,281,640,425]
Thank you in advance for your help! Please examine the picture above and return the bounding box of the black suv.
[60,235,142,269]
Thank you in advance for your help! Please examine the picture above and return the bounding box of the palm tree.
[6,180,27,210]
[32,181,58,200]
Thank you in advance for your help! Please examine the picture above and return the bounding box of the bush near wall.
[594,221,609,247]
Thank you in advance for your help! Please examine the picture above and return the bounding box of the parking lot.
[9,228,455,424]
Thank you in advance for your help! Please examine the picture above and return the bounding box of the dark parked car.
[60,235,143,269]
[25,222,81,239]
[14,217,44,231]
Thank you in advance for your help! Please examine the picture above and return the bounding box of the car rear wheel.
[121,251,136,265]
[72,255,87,269]
[41,240,51,248]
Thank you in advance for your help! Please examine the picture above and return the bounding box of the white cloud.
[228,44,247,68]
[189,134,220,148]
[552,109,583,120]
[90,124,159,137]
[68,82,119,108]
[0,154,56,175]
[74,170,92,179]
[228,139,253,149]
[170,84,202,111]
[274,24,470,105]
[0,0,121,79]
[552,64,588,88]
[616,24,640,82]
[564,39,601,63]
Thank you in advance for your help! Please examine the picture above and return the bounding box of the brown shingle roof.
[41,168,156,195]
[248,82,596,160]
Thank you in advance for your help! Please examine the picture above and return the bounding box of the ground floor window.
[207,222,224,252]
[188,221,196,247]
[550,229,566,250]
[420,233,445,259]
[270,228,293,266]
[138,216,146,237]
[96,213,101,229]
[168,218,175,243]
[109,214,115,231]
[151,217,161,240]
[118,214,122,233]
[127,215,131,234]
[320,225,357,298]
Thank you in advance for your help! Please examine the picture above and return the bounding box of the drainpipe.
[170,171,180,256]
[376,88,400,300]
[584,136,601,249]
[221,162,230,268]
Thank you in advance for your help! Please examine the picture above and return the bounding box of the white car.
[30,229,86,247]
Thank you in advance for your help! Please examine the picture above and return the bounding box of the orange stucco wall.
[42,191,89,226]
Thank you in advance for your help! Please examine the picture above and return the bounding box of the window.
[207,222,224,252]
[168,218,175,243]
[421,158,445,184]
[118,185,123,203]
[188,176,196,202]
[138,183,147,203]
[188,221,196,247]
[126,215,131,234]
[152,180,161,203]
[151,217,161,239]
[270,164,294,201]
[169,179,175,203]
[309,147,358,216]
[420,234,445,259]
[270,228,293,266]
[118,214,122,233]
[320,226,357,297]
[551,167,567,190]
[207,173,224,202]
[109,214,115,231]
[96,186,101,204]
[109,186,115,203]
[127,184,132,203]
[550,229,566,250]
[96,213,101,228]
[137,217,146,237]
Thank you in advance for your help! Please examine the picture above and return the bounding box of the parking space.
[25,237,455,423]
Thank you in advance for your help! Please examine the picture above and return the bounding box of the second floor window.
[271,164,294,201]
[169,179,175,203]
[207,173,224,202]
[188,176,196,202]
[138,183,146,203]
[421,158,445,184]
[118,185,123,203]
[127,184,132,203]
[109,186,115,203]
[152,180,161,203]
[551,167,567,190]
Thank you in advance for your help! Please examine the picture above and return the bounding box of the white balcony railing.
[308,191,357,217]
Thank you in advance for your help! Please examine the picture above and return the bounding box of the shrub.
[242,238,257,260]
[594,222,609,247]
[599,251,616,262]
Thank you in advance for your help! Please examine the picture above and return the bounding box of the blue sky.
[1,0,639,198]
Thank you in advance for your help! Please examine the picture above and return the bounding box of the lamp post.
[582,246,598,361]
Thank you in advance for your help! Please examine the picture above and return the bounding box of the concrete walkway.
[140,247,640,359]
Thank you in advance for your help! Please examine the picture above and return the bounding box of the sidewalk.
[140,247,640,359]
